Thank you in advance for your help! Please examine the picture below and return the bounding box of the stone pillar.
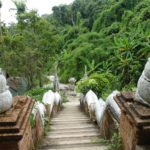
[53,73,59,92]
[0,96,35,150]
[84,65,88,79]
[31,111,44,147]
[114,92,150,150]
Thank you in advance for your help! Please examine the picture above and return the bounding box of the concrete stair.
[38,95,107,150]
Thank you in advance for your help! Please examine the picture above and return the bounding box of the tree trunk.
[38,73,42,87]
[71,14,75,26]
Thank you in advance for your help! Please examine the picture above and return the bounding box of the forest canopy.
[0,0,150,91]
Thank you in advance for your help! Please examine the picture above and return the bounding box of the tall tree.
[0,10,60,88]
[11,0,27,25]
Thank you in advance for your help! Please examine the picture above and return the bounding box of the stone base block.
[19,121,33,150]
[99,109,118,139]
[32,111,44,147]
[0,96,35,150]
[120,112,137,150]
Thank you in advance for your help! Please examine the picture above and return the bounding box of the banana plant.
[79,56,102,75]
[113,28,149,87]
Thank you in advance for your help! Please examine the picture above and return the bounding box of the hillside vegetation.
[0,0,150,91]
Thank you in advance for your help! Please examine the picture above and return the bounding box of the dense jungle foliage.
[0,0,150,93]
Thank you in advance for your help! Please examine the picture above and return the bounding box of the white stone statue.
[0,68,6,77]
[68,77,76,84]
[68,77,76,91]
[0,74,13,113]
[135,58,150,107]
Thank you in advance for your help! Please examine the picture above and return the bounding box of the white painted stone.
[0,75,7,93]
[106,91,121,121]
[54,92,61,105]
[135,58,150,106]
[68,78,76,84]
[36,102,46,126]
[79,93,84,102]
[0,90,13,113]
[42,90,55,114]
[144,58,150,79]
[85,90,98,111]
[135,73,150,106]
[135,90,150,106]
[49,75,55,82]
[0,68,6,77]
[0,74,12,113]
[95,98,106,125]
[32,105,38,120]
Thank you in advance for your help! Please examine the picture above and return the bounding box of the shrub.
[76,73,114,97]
[92,132,122,150]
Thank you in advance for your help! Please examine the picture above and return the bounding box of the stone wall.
[120,111,137,150]
[32,111,44,148]
[19,121,34,150]
[99,109,118,139]
[0,96,34,150]
[80,94,119,140]
[0,95,61,150]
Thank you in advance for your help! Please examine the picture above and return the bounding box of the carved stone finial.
[54,73,59,92]
[84,65,88,79]
[135,58,150,107]
[0,74,13,113]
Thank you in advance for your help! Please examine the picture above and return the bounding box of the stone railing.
[0,94,62,150]
[114,92,150,150]
[0,96,34,150]
[80,90,120,139]
[79,58,150,150]
[0,74,62,150]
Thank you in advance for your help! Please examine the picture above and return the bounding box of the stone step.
[38,143,106,150]
[56,111,85,114]
[50,126,99,132]
[50,124,96,130]
[46,132,100,139]
[50,120,92,125]
[55,113,86,117]
[56,114,86,117]
[38,95,107,150]
[39,145,107,150]
[53,116,87,120]
[40,136,102,148]
[52,118,88,121]
[54,114,87,117]
[52,118,89,122]
[49,128,99,135]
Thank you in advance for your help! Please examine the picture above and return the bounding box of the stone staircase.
[38,95,107,150]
